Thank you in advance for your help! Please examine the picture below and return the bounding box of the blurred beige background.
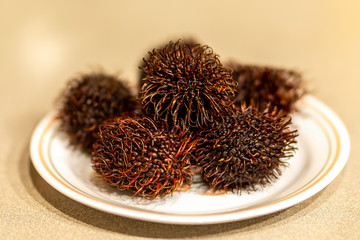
[0,0,359,239]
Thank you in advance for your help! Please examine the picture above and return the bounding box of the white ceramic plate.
[30,95,350,225]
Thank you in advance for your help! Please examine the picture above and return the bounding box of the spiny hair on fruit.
[139,40,237,129]
[228,62,305,114]
[91,116,197,199]
[57,72,137,153]
[195,102,298,192]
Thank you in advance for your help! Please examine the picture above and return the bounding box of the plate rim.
[29,95,351,225]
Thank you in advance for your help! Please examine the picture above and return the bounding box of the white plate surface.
[30,95,350,225]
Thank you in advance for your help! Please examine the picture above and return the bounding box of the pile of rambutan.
[57,39,304,199]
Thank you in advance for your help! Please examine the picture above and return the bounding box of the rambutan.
[228,63,305,113]
[138,38,200,90]
[57,72,137,153]
[91,116,195,199]
[195,102,298,192]
[139,40,237,128]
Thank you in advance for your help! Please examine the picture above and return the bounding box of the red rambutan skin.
[91,116,196,199]
[138,38,201,90]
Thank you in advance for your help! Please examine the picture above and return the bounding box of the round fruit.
[229,63,305,114]
[195,102,298,192]
[57,72,136,153]
[91,116,195,199]
[139,40,237,128]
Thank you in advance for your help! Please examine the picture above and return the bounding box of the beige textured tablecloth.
[1,1,359,239]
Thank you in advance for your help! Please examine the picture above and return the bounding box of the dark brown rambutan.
[91,116,195,199]
[139,40,237,129]
[228,63,305,114]
[195,102,298,192]
[57,72,137,153]
[138,38,201,90]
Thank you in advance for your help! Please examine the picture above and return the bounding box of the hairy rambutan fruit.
[139,40,237,128]
[57,72,137,153]
[138,38,200,90]
[91,116,195,199]
[228,63,305,114]
[195,102,298,192]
